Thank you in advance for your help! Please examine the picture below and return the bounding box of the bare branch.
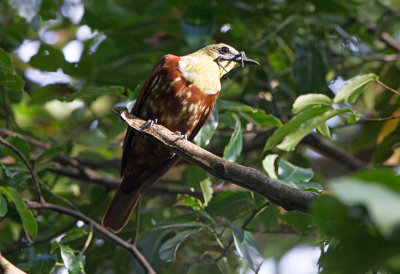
[0,253,26,274]
[302,133,367,171]
[113,108,318,213]
[25,200,156,274]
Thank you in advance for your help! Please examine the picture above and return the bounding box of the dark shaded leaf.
[0,71,24,91]
[159,228,201,262]
[0,47,13,71]
[293,44,327,93]
[0,186,37,241]
[0,193,7,217]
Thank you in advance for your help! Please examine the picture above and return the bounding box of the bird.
[102,43,259,232]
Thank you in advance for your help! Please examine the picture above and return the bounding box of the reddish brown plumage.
[102,55,219,232]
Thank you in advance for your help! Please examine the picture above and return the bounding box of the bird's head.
[190,43,260,77]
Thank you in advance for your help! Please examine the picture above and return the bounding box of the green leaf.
[0,48,13,71]
[159,229,200,262]
[206,191,253,219]
[60,228,88,244]
[262,154,279,179]
[230,224,264,273]
[264,106,351,151]
[0,71,24,91]
[0,187,37,241]
[277,159,322,191]
[200,177,213,206]
[194,103,219,146]
[223,117,243,162]
[64,85,126,102]
[218,99,282,127]
[278,159,313,182]
[26,253,57,274]
[56,243,86,274]
[329,178,400,235]
[347,113,361,124]
[292,93,332,114]
[293,44,327,93]
[334,74,378,104]
[186,165,208,189]
[316,122,332,141]
[0,193,8,217]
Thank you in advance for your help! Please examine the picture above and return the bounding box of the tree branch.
[24,199,156,274]
[113,108,318,213]
[302,133,368,171]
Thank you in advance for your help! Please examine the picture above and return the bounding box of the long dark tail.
[102,179,141,233]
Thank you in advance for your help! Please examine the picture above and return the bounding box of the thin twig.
[0,136,44,203]
[25,199,156,274]
[377,79,400,96]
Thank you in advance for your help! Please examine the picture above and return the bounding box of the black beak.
[216,51,259,72]
[234,51,260,67]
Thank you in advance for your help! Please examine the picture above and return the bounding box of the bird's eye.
[219,46,230,54]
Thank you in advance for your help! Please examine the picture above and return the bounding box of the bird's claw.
[174,131,187,140]
[140,118,158,131]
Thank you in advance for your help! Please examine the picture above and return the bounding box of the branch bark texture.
[115,108,318,213]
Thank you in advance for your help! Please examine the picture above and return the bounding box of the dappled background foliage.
[1,0,400,273]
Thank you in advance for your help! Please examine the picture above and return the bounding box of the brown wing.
[120,55,171,176]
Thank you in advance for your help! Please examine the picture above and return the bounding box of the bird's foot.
[140,118,158,131]
[174,131,188,140]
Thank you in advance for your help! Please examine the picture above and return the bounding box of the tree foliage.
[1,0,400,273]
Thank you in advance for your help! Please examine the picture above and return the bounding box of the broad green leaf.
[231,224,264,273]
[0,187,37,241]
[199,177,213,206]
[316,122,332,141]
[262,154,279,179]
[329,178,400,236]
[277,159,322,191]
[265,106,351,151]
[186,165,208,189]
[0,193,7,217]
[0,71,24,91]
[334,74,378,103]
[0,47,13,71]
[223,117,243,162]
[60,228,88,244]
[194,103,219,146]
[292,93,332,114]
[64,85,126,102]
[293,44,327,93]
[25,253,57,274]
[56,243,86,274]
[278,159,314,183]
[218,99,282,127]
[206,191,253,219]
[159,229,200,262]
